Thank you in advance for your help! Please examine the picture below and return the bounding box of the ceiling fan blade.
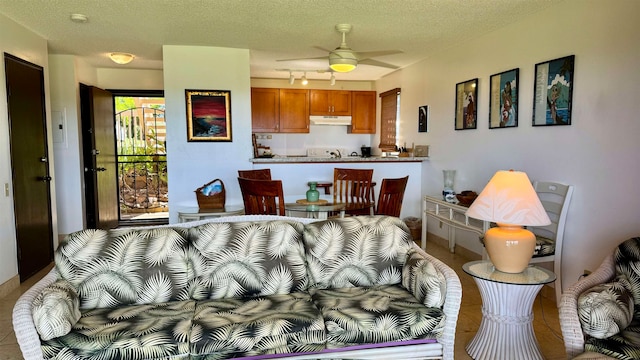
[276,56,327,62]
[313,46,334,53]
[358,58,399,69]
[356,50,403,59]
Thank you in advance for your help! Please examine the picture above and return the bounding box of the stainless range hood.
[309,115,352,126]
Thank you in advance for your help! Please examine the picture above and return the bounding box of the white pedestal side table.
[463,260,556,360]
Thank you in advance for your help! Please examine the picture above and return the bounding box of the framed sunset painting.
[185,89,232,142]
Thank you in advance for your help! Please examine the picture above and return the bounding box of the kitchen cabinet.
[251,88,309,133]
[309,90,351,116]
[348,91,376,134]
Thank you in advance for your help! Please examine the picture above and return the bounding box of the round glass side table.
[462,260,556,360]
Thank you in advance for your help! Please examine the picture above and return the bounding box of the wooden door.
[349,91,376,134]
[251,88,280,132]
[80,84,119,229]
[4,53,53,281]
[279,89,309,133]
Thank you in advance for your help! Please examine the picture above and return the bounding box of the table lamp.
[465,170,550,273]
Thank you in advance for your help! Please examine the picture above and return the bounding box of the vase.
[442,170,456,202]
[306,182,320,202]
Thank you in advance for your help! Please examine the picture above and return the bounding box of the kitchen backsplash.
[254,125,372,157]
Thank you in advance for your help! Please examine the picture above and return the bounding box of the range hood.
[310,115,352,126]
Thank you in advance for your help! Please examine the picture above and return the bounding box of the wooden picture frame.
[532,55,575,126]
[455,78,478,130]
[418,105,429,132]
[185,89,232,141]
[489,68,519,129]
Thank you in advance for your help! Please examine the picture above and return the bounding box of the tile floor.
[0,241,567,359]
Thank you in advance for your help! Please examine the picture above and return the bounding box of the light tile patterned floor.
[0,241,566,359]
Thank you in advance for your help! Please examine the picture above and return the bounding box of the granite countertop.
[251,155,428,163]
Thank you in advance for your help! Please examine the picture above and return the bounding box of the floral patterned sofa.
[13,215,462,360]
[560,237,640,359]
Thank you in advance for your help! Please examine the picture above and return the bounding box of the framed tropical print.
[532,55,574,126]
[455,78,478,130]
[185,89,232,141]
[489,68,519,129]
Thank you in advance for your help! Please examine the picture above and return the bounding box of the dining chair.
[237,177,285,216]
[238,169,272,180]
[375,176,409,217]
[528,180,574,305]
[333,168,374,216]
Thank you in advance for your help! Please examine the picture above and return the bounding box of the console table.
[177,205,244,223]
[421,195,489,252]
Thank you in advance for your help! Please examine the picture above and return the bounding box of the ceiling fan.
[278,24,402,73]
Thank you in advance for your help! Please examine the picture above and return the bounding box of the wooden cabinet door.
[330,90,352,115]
[349,91,377,134]
[251,88,280,132]
[279,89,309,133]
[309,90,351,115]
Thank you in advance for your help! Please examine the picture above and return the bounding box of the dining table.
[284,194,374,220]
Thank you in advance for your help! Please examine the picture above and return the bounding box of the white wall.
[0,13,56,284]
[97,68,163,90]
[49,55,85,235]
[378,0,640,290]
[163,45,252,223]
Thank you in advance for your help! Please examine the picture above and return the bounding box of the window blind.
[378,88,401,151]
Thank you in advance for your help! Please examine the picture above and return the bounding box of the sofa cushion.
[40,300,195,360]
[55,227,192,309]
[31,279,82,341]
[402,249,447,308]
[302,216,413,290]
[188,220,309,299]
[533,235,555,257]
[311,284,445,348]
[190,292,326,358]
[614,237,640,306]
[585,316,640,360]
[578,278,634,339]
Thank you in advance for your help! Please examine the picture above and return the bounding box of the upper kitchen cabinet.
[309,90,351,116]
[251,88,309,133]
[348,91,376,134]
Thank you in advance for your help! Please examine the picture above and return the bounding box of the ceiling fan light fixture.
[109,52,135,65]
[329,50,357,73]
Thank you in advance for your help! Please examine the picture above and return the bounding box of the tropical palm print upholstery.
[578,278,634,338]
[31,280,82,341]
[533,235,555,257]
[190,292,325,359]
[581,237,640,359]
[311,285,445,348]
[39,217,448,360]
[302,216,413,290]
[41,300,195,359]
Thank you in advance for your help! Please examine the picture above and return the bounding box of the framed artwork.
[489,68,519,129]
[185,89,232,141]
[418,105,429,132]
[455,78,478,130]
[532,55,574,126]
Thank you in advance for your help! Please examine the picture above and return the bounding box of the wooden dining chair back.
[237,177,285,216]
[375,176,409,217]
[238,169,272,180]
[333,168,374,215]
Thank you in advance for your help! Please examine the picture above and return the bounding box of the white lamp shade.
[466,170,550,226]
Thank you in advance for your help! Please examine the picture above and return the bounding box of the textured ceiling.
[0,0,563,81]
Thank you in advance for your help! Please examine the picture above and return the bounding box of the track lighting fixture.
[301,73,308,85]
[289,71,295,85]
[277,69,337,86]
[330,73,336,86]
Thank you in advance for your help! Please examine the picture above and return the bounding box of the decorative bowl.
[456,191,478,207]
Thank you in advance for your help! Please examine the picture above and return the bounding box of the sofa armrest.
[559,252,616,359]
[12,268,58,360]
[407,243,462,360]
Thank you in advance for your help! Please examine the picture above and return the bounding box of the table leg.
[466,279,545,360]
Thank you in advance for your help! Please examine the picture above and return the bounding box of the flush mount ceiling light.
[109,52,135,65]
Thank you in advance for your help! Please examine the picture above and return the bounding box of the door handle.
[92,149,100,155]
[40,156,48,162]
[38,176,52,182]
[96,167,107,172]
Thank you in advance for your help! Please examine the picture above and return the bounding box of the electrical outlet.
[266,135,272,139]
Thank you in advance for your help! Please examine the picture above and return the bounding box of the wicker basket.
[195,179,226,209]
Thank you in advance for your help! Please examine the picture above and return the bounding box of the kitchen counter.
[251,156,428,164]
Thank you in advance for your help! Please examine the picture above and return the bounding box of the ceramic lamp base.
[484,225,535,273]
